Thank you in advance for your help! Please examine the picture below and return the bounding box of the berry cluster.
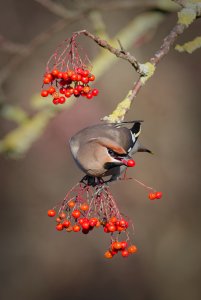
[47,182,137,259]
[148,191,162,200]
[104,241,137,259]
[41,68,99,105]
[103,217,128,233]
[48,202,101,234]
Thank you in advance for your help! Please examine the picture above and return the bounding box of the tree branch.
[76,30,141,73]
[102,1,201,122]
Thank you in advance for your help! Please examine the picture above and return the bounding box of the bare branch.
[0,35,28,55]
[76,30,141,73]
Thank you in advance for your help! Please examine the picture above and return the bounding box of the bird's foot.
[80,175,107,187]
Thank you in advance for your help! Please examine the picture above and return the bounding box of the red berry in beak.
[127,159,135,167]
[155,192,162,199]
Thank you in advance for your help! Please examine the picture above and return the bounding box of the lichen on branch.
[175,36,201,53]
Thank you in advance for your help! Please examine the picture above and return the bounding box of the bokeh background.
[0,1,201,300]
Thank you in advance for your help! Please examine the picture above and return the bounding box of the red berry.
[47,209,56,217]
[104,227,109,233]
[77,85,83,92]
[128,245,138,254]
[62,220,71,228]
[110,216,117,223]
[77,74,82,81]
[58,72,63,78]
[59,88,66,94]
[119,220,126,227]
[89,221,95,227]
[58,97,66,104]
[72,210,81,219]
[73,89,80,96]
[66,226,73,232]
[76,68,83,74]
[89,74,95,81]
[41,90,49,97]
[80,203,89,211]
[43,77,51,84]
[73,225,81,232]
[110,250,118,255]
[52,69,59,77]
[92,89,99,96]
[155,191,162,199]
[82,221,90,230]
[86,92,93,99]
[81,77,89,84]
[67,70,74,77]
[108,224,116,232]
[83,70,89,77]
[78,218,85,225]
[96,220,101,227]
[91,217,98,223]
[65,91,71,98]
[56,223,63,231]
[121,250,129,257]
[83,86,90,93]
[53,98,59,105]
[69,87,74,94]
[89,218,98,227]
[59,212,66,219]
[67,200,75,208]
[113,242,122,250]
[62,73,68,80]
[71,74,78,81]
[45,73,53,80]
[127,159,135,167]
[48,86,56,94]
[53,92,59,99]
[149,193,156,200]
[104,251,113,259]
[121,241,128,249]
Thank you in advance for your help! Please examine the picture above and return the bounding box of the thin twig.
[76,30,141,73]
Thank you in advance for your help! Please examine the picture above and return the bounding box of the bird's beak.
[112,155,132,166]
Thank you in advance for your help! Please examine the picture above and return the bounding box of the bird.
[69,121,151,182]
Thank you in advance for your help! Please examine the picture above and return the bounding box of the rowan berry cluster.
[47,182,137,260]
[48,202,101,234]
[103,216,128,233]
[41,32,100,105]
[41,68,99,105]
[104,241,137,259]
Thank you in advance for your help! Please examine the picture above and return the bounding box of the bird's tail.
[130,121,142,137]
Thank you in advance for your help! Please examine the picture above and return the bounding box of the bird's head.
[87,137,132,171]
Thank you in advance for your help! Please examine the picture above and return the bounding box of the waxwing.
[69,121,151,181]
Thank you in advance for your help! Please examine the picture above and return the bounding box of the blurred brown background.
[0,1,201,300]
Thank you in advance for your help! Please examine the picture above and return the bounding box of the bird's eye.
[108,149,115,157]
